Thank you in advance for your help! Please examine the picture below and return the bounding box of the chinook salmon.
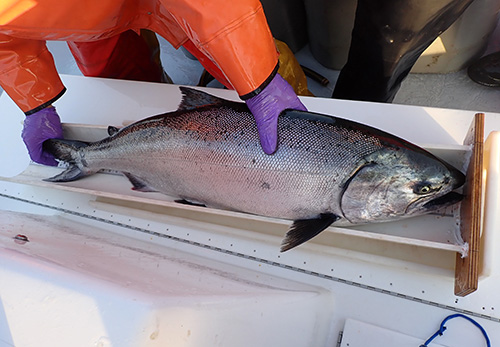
[43,87,465,251]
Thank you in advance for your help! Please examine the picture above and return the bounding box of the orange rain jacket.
[0,0,278,114]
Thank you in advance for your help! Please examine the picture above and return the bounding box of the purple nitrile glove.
[245,73,307,154]
[21,106,63,166]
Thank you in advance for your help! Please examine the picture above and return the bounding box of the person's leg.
[333,0,473,102]
[68,29,171,83]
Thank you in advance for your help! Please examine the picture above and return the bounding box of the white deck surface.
[1,74,500,346]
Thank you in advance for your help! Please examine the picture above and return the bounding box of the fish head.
[340,146,465,224]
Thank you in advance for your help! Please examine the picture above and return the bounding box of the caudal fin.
[42,139,93,182]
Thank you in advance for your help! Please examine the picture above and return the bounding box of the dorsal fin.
[282,109,337,125]
[178,87,226,111]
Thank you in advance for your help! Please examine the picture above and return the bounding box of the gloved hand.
[246,73,307,154]
[21,106,63,166]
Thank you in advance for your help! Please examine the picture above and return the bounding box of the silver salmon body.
[44,87,465,251]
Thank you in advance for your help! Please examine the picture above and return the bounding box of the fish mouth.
[406,191,464,215]
[422,191,464,210]
[450,169,466,190]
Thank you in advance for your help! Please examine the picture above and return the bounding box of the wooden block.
[454,113,484,296]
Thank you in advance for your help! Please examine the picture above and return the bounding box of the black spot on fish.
[261,182,271,189]
[252,158,256,164]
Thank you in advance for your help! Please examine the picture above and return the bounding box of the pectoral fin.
[281,213,340,252]
[174,199,206,207]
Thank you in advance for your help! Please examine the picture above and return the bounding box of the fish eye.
[413,183,433,195]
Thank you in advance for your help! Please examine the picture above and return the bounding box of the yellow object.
[276,40,314,97]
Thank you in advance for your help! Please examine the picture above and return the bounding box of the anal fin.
[281,213,340,252]
[123,172,158,192]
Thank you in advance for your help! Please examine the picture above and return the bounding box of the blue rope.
[420,313,491,347]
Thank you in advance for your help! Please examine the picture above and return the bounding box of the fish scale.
[43,87,465,251]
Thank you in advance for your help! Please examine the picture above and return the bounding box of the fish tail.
[42,139,94,182]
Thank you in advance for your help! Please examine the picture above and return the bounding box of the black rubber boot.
[333,0,474,103]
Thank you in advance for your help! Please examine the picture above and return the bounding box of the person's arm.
[166,0,277,95]
[0,34,65,165]
[0,34,66,114]
[170,0,306,154]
